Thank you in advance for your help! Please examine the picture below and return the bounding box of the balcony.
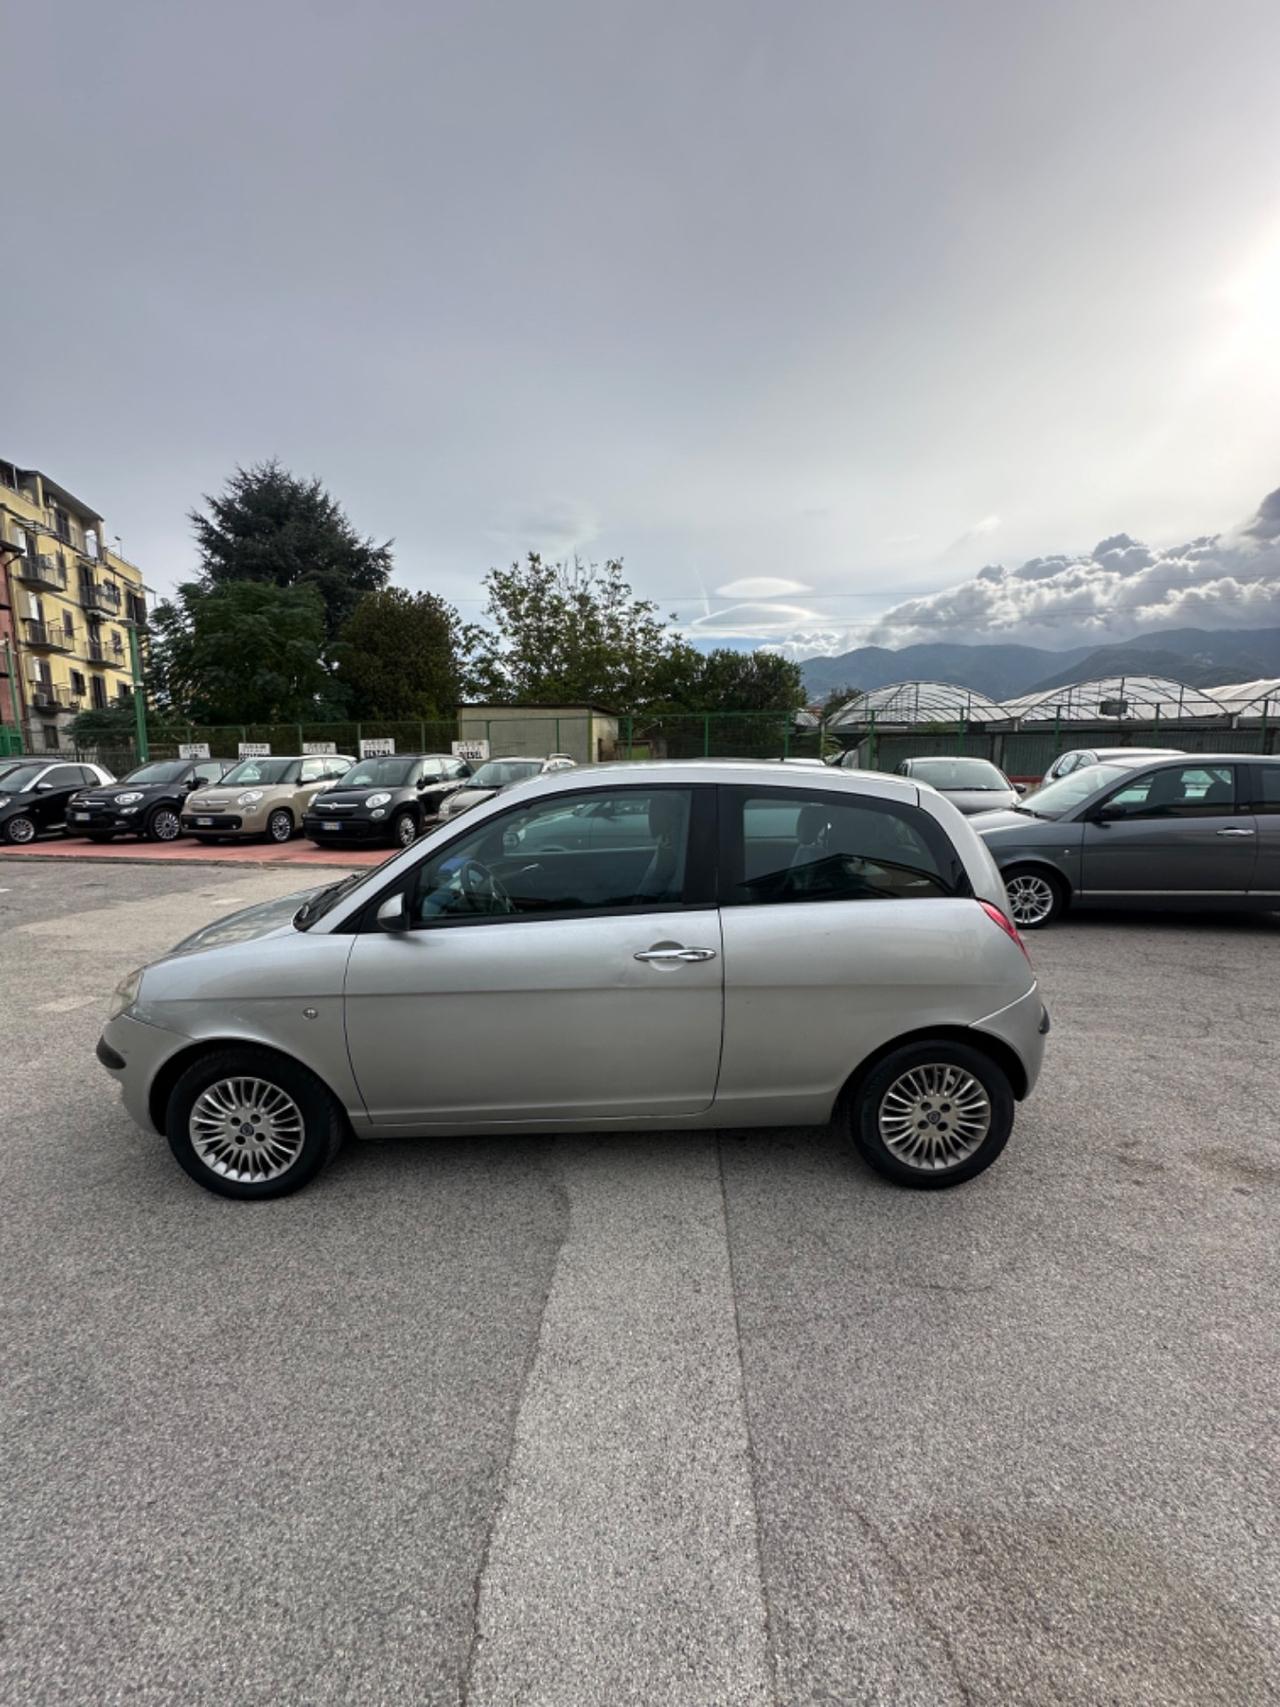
[14,554,70,594]
[82,582,123,616]
[29,684,72,713]
[24,618,76,653]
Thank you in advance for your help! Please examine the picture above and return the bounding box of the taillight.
[978,898,1031,961]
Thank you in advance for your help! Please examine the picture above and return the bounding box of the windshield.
[470,760,541,788]
[336,756,417,788]
[218,758,299,786]
[909,759,1008,790]
[1018,761,1135,818]
[0,764,53,792]
[124,761,189,784]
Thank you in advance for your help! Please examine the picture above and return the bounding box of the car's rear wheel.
[4,815,36,844]
[144,804,183,842]
[391,808,418,848]
[266,809,294,843]
[1003,865,1066,930]
[165,1047,345,1200]
[844,1040,1014,1189]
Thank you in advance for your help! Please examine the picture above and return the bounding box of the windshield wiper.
[294,874,362,929]
[1011,805,1047,818]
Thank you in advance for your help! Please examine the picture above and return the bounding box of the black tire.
[144,804,183,843]
[266,808,294,843]
[165,1046,346,1200]
[844,1039,1014,1190]
[390,808,419,849]
[1002,864,1067,930]
[4,815,37,845]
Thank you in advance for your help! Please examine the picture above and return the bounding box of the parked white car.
[97,760,1048,1199]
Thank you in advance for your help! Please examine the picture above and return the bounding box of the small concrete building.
[456,704,620,766]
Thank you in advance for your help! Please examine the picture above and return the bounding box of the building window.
[70,670,86,695]
[90,676,107,710]
[62,610,75,641]
[43,724,60,751]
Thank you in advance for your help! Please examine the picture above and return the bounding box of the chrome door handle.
[634,946,717,963]
[1216,827,1255,836]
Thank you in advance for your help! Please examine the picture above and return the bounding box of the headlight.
[114,792,143,805]
[107,968,143,1021]
[237,790,265,805]
[365,792,392,808]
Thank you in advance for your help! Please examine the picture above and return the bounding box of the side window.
[407,788,693,925]
[1249,766,1280,813]
[301,758,330,783]
[194,761,224,784]
[1102,764,1236,819]
[47,766,84,789]
[725,788,968,905]
[325,759,349,779]
[419,758,444,780]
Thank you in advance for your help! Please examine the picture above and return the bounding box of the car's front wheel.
[165,1047,346,1199]
[1003,865,1066,929]
[266,809,294,843]
[391,808,419,848]
[144,805,183,842]
[844,1040,1014,1189]
[4,815,37,844]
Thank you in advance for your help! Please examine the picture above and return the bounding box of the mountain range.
[799,626,1280,703]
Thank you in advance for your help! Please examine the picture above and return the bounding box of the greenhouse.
[1204,679,1280,718]
[1001,675,1226,724]
[826,681,1011,729]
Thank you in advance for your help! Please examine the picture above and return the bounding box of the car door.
[343,783,722,1125]
[1245,763,1280,898]
[715,783,985,1119]
[1078,763,1257,898]
[35,764,88,829]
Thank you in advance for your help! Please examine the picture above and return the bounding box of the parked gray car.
[974,752,1280,927]
[894,756,1023,814]
[1041,745,1181,783]
[97,760,1047,1200]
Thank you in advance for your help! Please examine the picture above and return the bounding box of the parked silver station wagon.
[97,761,1049,1200]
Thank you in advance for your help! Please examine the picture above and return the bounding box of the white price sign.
[178,742,210,759]
[238,742,271,758]
[452,739,490,762]
[302,741,337,754]
[359,737,396,758]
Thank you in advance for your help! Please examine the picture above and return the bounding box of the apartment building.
[0,458,147,753]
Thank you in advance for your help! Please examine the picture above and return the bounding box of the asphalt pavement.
[2,863,1277,1706]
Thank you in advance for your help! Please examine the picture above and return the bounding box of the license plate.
[197,817,213,826]
[73,812,90,821]
[324,822,341,831]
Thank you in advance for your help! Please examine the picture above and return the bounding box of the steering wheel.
[453,858,514,915]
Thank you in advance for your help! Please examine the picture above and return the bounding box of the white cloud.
[714,575,812,598]
[864,485,1280,648]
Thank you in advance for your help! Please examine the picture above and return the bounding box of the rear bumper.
[974,983,1048,1098]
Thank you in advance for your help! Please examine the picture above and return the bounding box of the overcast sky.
[9,0,1280,654]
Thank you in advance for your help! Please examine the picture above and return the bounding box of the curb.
[0,850,367,871]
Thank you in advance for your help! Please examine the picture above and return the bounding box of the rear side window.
[1250,766,1280,813]
[722,787,970,905]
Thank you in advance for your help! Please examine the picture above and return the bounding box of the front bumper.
[303,814,390,843]
[68,806,143,834]
[97,1010,195,1133]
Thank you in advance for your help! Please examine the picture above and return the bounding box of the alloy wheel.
[6,816,36,844]
[878,1063,991,1171]
[395,812,417,847]
[189,1076,306,1182]
[268,810,293,843]
[150,808,181,842]
[1006,872,1057,927]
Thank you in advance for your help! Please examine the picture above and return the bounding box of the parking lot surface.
[2,863,1278,1705]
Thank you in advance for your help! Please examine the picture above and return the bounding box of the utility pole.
[126,621,149,762]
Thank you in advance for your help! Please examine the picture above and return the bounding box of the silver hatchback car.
[97,761,1048,1199]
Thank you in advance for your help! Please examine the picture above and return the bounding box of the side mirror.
[376,892,409,931]
[37,781,53,791]
[1014,783,1027,795]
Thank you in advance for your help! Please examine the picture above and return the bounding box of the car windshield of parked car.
[124,761,189,785]
[469,760,541,789]
[908,759,1007,790]
[1017,762,1134,818]
[218,758,300,786]
[337,756,417,788]
[0,764,52,793]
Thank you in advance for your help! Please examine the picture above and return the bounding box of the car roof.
[495,757,923,801]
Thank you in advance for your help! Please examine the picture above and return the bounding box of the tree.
[68,702,142,750]
[147,580,330,724]
[190,460,392,642]
[336,587,465,719]
[679,648,805,712]
[471,555,678,709]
